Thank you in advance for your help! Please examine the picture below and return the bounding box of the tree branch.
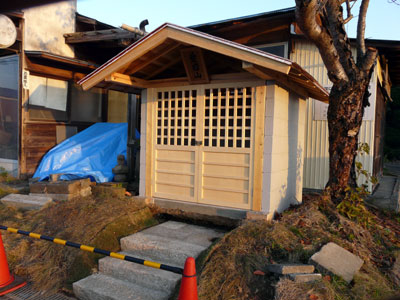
[357,0,370,60]
[295,0,348,83]
[324,0,357,79]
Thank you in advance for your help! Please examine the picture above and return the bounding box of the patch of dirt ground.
[196,194,400,300]
[0,192,157,295]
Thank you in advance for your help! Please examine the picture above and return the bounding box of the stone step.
[141,220,224,248]
[288,273,322,283]
[99,252,181,291]
[120,231,206,267]
[73,273,170,300]
[266,264,315,275]
[1,193,52,210]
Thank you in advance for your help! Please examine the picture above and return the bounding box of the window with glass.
[0,55,19,160]
[255,42,288,58]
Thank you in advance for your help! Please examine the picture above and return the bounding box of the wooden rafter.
[122,42,181,75]
[144,56,182,80]
[242,62,310,100]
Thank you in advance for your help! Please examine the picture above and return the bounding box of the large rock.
[309,242,363,283]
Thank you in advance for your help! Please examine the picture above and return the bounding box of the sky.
[77,0,400,41]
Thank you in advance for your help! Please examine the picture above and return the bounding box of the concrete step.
[99,252,181,291]
[1,193,52,210]
[141,220,225,248]
[121,231,206,267]
[73,273,169,300]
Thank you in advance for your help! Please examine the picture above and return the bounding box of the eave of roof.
[190,7,296,30]
[25,51,98,69]
[78,23,328,101]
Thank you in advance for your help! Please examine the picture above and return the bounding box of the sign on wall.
[180,48,209,84]
[313,69,377,121]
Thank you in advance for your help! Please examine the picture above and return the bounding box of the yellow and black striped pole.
[0,225,183,275]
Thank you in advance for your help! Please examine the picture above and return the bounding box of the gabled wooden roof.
[79,23,329,101]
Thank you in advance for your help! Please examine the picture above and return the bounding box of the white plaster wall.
[23,0,76,57]
[262,83,306,214]
[139,89,147,197]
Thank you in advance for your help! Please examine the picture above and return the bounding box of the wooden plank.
[105,72,148,88]
[26,60,87,82]
[180,48,209,84]
[145,89,154,198]
[64,29,139,44]
[252,86,266,212]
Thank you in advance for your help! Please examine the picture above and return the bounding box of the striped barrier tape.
[0,225,183,275]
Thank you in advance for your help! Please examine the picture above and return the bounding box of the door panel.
[153,84,256,209]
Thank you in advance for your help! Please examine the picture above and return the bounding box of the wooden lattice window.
[156,90,197,146]
[203,87,253,148]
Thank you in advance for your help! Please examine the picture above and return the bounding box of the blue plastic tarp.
[33,123,128,183]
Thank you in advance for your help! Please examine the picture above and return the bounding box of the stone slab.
[267,264,315,275]
[120,231,205,267]
[309,242,363,283]
[288,273,322,283]
[1,194,52,210]
[99,253,181,292]
[73,273,169,300]
[141,221,225,247]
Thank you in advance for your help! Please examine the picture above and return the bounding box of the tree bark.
[295,0,377,203]
[326,79,369,201]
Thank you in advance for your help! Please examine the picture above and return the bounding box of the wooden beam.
[104,72,148,88]
[64,29,139,44]
[252,86,266,212]
[242,62,309,99]
[26,60,87,82]
[122,42,181,75]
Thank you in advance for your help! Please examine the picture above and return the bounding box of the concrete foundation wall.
[23,0,76,57]
[262,83,306,214]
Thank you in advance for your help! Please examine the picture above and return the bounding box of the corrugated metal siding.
[291,41,375,190]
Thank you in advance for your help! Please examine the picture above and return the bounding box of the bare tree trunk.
[326,79,369,202]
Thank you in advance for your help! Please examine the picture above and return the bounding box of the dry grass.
[0,193,157,295]
[197,194,400,300]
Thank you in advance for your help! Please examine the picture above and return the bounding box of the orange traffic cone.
[178,257,198,300]
[0,231,26,296]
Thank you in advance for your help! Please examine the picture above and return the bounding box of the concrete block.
[46,180,82,194]
[92,185,126,198]
[30,186,91,201]
[29,182,47,193]
[73,273,169,300]
[246,211,274,221]
[288,273,322,283]
[1,194,52,210]
[266,264,315,275]
[309,242,363,283]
